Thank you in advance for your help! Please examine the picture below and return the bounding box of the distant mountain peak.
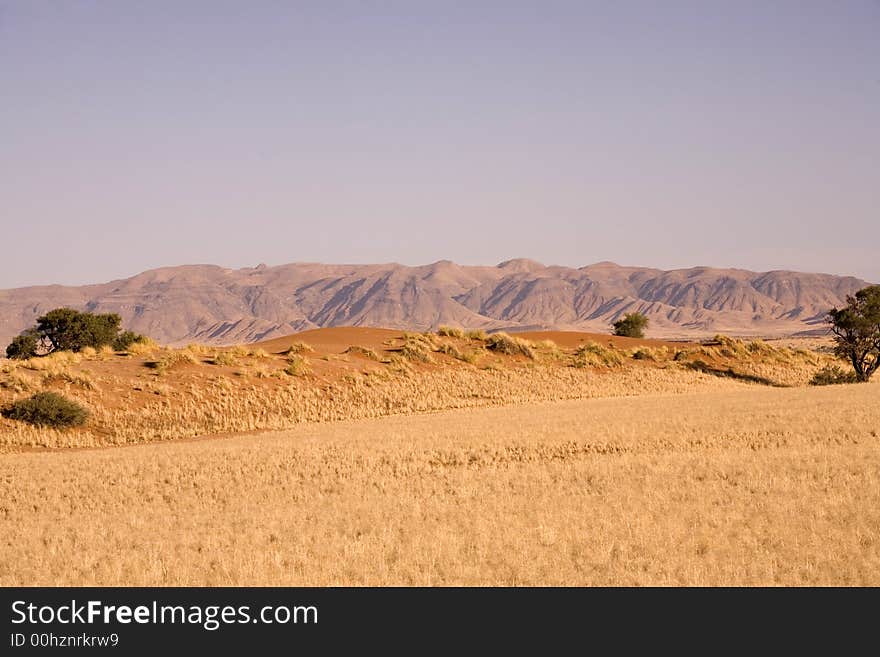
[497,258,545,272]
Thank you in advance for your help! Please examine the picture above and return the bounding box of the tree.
[612,312,649,338]
[4,308,146,359]
[34,308,121,353]
[827,285,880,382]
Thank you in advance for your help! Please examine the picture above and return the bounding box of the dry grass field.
[1,327,876,586]
[1,380,878,586]
[0,328,833,450]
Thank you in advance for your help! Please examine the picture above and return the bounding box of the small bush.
[485,333,535,359]
[747,339,771,354]
[401,342,434,363]
[345,345,382,361]
[145,350,198,373]
[210,351,239,367]
[572,342,623,368]
[284,354,311,377]
[437,342,480,364]
[437,326,465,338]
[673,348,692,362]
[810,365,858,386]
[126,340,157,356]
[112,330,147,351]
[631,347,657,361]
[1,392,89,428]
[5,332,39,360]
[283,342,314,355]
[465,329,488,341]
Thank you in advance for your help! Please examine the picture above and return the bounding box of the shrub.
[612,312,649,338]
[437,326,465,338]
[345,345,382,361]
[112,330,147,351]
[810,365,859,386]
[1,392,89,428]
[485,333,535,359]
[210,351,239,367]
[465,329,488,341]
[572,342,624,368]
[400,342,434,363]
[5,331,39,360]
[125,340,157,356]
[437,342,479,364]
[283,342,314,355]
[284,354,311,377]
[631,347,657,361]
[145,350,199,373]
[673,348,692,362]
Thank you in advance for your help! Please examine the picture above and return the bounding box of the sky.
[1,1,878,288]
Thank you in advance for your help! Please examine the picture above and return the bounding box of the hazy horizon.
[2,1,878,288]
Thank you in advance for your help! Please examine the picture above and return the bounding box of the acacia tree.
[4,308,145,359]
[612,312,649,338]
[827,285,880,382]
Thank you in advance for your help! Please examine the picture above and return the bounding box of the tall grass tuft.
[485,333,535,359]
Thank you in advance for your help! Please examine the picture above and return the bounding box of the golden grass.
[0,333,844,450]
[437,325,465,338]
[284,354,311,377]
[573,341,624,368]
[1,383,877,586]
[344,345,382,361]
[144,349,199,373]
[283,341,314,355]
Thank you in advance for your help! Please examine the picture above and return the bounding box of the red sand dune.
[256,326,691,355]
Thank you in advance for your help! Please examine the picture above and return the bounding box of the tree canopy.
[4,308,146,359]
[612,312,649,338]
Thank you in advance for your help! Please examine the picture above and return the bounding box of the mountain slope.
[0,261,870,346]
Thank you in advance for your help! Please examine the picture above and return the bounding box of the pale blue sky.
[1,1,878,287]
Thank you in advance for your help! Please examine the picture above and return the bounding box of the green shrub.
[1,392,89,428]
[5,331,39,360]
[809,365,859,386]
[112,330,147,351]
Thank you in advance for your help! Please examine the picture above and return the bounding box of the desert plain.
[1,327,877,585]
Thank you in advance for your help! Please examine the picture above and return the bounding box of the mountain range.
[0,260,870,347]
